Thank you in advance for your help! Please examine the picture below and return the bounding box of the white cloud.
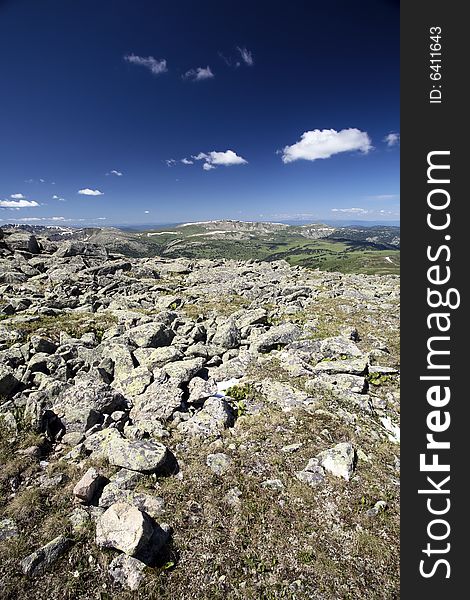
[165,159,177,167]
[144,210,150,214]
[107,169,123,176]
[181,158,193,165]
[237,46,254,66]
[281,128,372,163]
[369,194,399,200]
[332,207,370,214]
[52,195,59,199]
[78,188,104,196]
[10,193,26,199]
[0,199,39,208]
[124,54,167,76]
[384,132,400,147]
[193,149,248,170]
[183,66,214,81]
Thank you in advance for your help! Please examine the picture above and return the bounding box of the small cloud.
[52,195,59,199]
[165,159,177,167]
[124,53,168,76]
[369,194,399,200]
[107,169,123,176]
[181,158,193,165]
[78,188,104,196]
[0,199,40,208]
[384,132,400,147]
[281,128,372,163]
[10,193,26,199]
[193,149,248,170]
[237,46,254,66]
[331,207,370,214]
[183,66,214,81]
[218,51,234,67]
[144,210,150,214]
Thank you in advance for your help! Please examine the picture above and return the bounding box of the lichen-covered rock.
[127,322,174,348]
[21,535,72,576]
[177,397,235,438]
[51,375,128,433]
[109,554,146,591]
[85,428,169,473]
[316,442,355,481]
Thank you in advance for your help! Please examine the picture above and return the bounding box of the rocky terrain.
[1,221,400,276]
[0,230,400,599]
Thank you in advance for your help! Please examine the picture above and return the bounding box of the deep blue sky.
[0,0,399,227]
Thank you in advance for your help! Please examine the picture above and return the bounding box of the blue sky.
[0,0,399,227]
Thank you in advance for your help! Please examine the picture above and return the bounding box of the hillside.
[1,220,400,275]
[0,230,399,599]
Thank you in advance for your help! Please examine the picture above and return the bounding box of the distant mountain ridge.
[1,220,400,274]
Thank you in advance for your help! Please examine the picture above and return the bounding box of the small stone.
[225,487,242,507]
[0,518,19,542]
[109,554,146,591]
[281,443,302,453]
[73,467,104,503]
[69,507,90,534]
[316,442,355,481]
[206,453,231,475]
[261,479,284,491]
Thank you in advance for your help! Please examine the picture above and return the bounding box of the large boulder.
[127,322,174,349]
[51,376,128,433]
[251,323,301,353]
[95,503,154,556]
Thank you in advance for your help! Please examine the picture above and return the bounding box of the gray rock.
[317,442,355,481]
[206,452,231,475]
[0,517,19,542]
[133,346,183,370]
[177,397,235,438]
[85,428,169,473]
[0,365,19,397]
[251,323,302,353]
[21,535,72,576]
[51,376,128,433]
[109,554,146,591]
[127,322,174,348]
[162,357,205,385]
[95,502,154,556]
[113,365,153,397]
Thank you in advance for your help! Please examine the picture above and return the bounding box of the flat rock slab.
[21,535,72,576]
[84,428,169,473]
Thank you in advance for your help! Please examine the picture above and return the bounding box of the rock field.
[0,231,400,599]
